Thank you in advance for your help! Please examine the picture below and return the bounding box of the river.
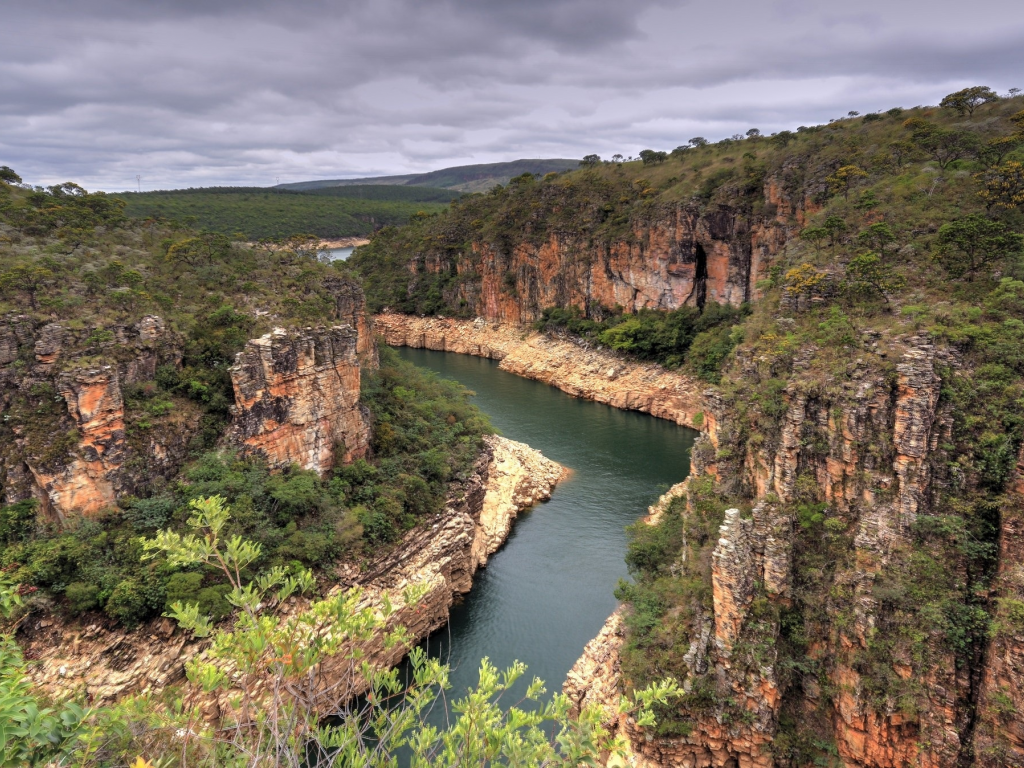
[393,346,697,707]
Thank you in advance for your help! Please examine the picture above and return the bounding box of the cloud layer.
[3,0,1022,190]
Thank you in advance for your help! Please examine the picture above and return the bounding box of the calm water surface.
[394,347,697,703]
[319,246,355,261]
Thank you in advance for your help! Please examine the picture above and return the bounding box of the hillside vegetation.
[113,185,455,240]
[0,173,491,624]
[277,158,580,192]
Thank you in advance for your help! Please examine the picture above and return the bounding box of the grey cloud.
[2,0,1021,190]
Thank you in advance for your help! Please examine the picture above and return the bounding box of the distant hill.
[276,159,580,193]
[113,185,455,240]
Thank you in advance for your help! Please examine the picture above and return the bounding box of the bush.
[0,500,36,544]
[105,578,159,628]
[122,495,176,532]
[64,582,100,614]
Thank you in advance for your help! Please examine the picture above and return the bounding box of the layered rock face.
[394,170,810,323]
[227,325,370,473]
[375,313,708,429]
[20,435,564,705]
[1,290,373,519]
[561,334,997,767]
[0,315,199,520]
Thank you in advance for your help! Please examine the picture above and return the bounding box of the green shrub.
[0,500,36,544]
[105,578,160,628]
[64,582,100,614]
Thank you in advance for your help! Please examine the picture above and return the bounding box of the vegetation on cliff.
[603,93,1024,764]
[0,499,678,766]
[0,347,491,628]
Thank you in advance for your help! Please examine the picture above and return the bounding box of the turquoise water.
[393,347,697,701]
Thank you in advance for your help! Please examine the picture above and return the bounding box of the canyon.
[381,313,1022,768]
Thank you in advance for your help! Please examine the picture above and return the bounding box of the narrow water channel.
[394,347,697,703]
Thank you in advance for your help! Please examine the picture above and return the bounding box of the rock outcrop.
[560,333,987,767]
[374,313,708,430]
[227,325,370,474]
[1,301,373,519]
[19,435,564,706]
[0,314,200,520]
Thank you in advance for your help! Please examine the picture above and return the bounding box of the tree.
[826,165,868,200]
[934,215,1024,281]
[746,128,761,139]
[857,222,899,258]
[977,161,1024,211]
[904,119,982,169]
[670,145,690,159]
[0,263,55,310]
[166,231,233,266]
[611,153,624,163]
[978,135,1023,169]
[823,215,849,249]
[639,149,668,165]
[769,130,796,147]
[0,166,21,185]
[844,252,905,308]
[940,86,999,117]
[579,154,602,167]
[799,226,829,254]
[887,140,919,170]
[688,137,709,148]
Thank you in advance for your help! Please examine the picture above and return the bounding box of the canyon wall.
[0,314,200,522]
[19,435,563,706]
[374,313,708,430]
[0,277,372,521]
[389,166,809,323]
[227,325,370,473]
[559,332,991,768]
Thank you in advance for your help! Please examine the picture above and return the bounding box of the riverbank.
[18,435,563,706]
[374,313,710,431]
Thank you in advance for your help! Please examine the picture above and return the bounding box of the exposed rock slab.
[374,313,708,430]
[227,325,370,474]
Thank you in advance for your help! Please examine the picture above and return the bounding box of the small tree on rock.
[826,165,868,200]
[845,252,905,308]
[857,222,899,258]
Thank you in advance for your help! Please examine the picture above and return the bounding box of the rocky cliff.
[19,434,564,706]
[0,318,371,520]
[227,325,370,473]
[557,328,1015,768]
[0,314,201,521]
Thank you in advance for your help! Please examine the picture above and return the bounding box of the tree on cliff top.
[940,86,1000,117]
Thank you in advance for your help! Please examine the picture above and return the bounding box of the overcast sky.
[3,0,1022,192]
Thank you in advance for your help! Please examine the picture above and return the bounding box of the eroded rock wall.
[227,325,370,474]
[0,314,200,520]
[563,333,980,768]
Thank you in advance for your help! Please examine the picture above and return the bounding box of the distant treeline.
[113,185,458,239]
